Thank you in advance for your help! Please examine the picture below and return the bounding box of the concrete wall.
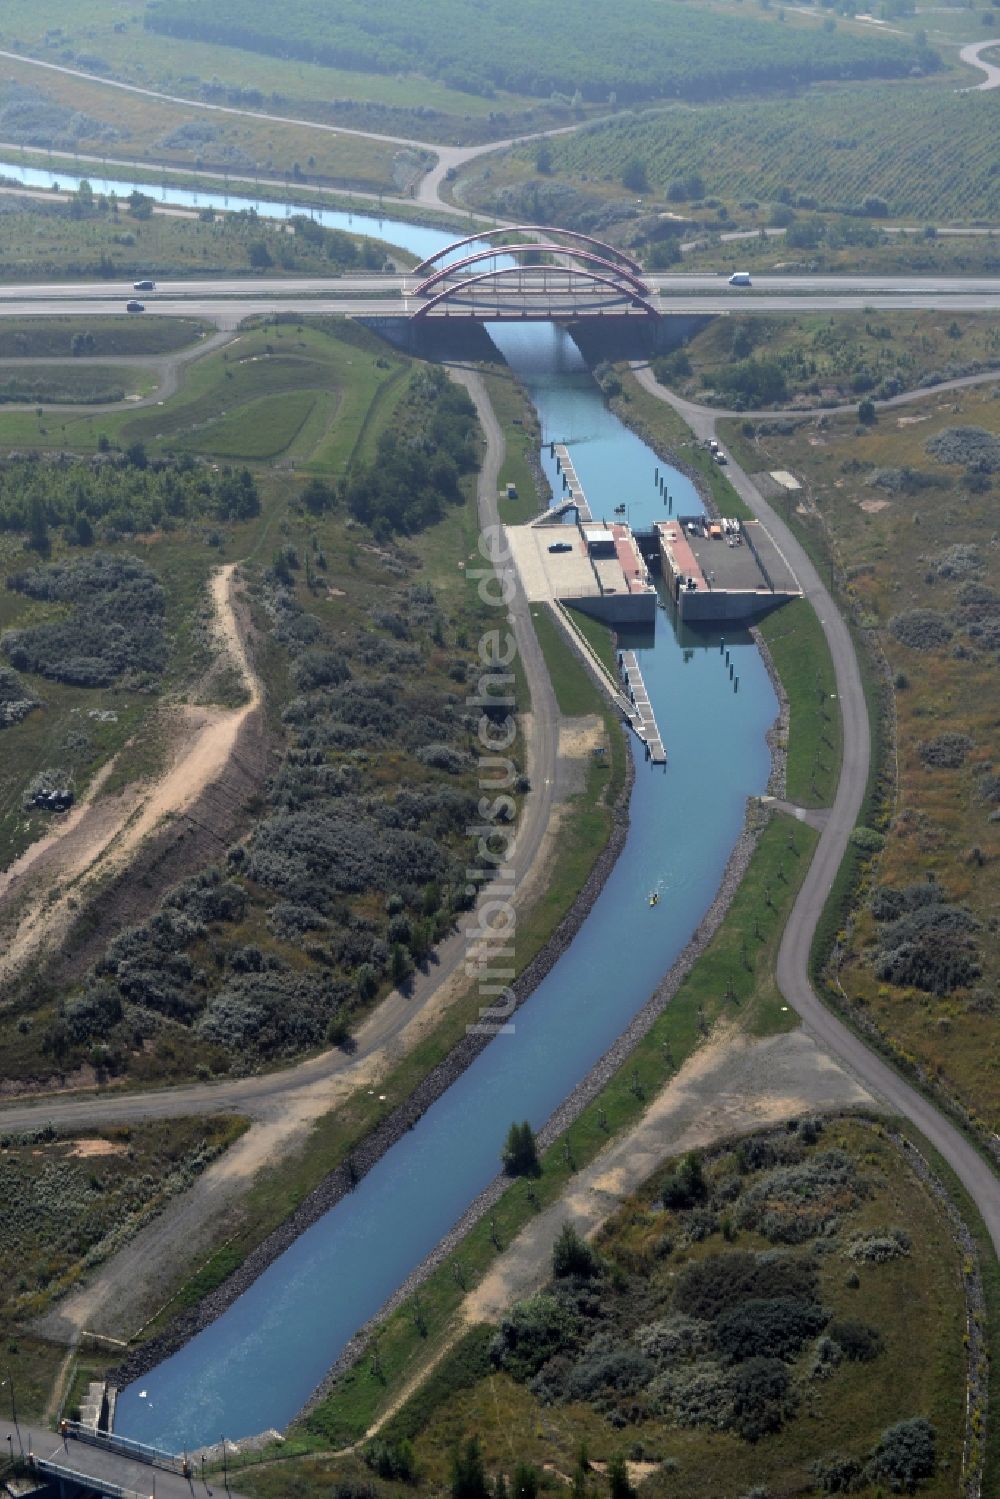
[563,592,657,625]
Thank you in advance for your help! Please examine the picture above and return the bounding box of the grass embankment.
[0,316,210,358]
[0,363,155,405]
[0,319,400,465]
[476,363,548,526]
[0,1116,247,1420]
[564,606,618,678]
[380,1119,968,1499]
[720,384,1000,1136]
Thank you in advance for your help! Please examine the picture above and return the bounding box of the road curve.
[959,38,1000,90]
[632,362,1000,1257]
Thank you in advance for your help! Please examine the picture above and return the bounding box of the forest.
[143,0,930,104]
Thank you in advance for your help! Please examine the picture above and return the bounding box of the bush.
[661,1151,708,1209]
[673,1251,818,1319]
[735,1153,862,1243]
[888,609,952,651]
[714,1296,827,1364]
[926,425,1000,472]
[827,1318,883,1362]
[875,892,980,994]
[0,664,39,728]
[490,1294,581,1380]
[847,1228,911,1264]
[3,553,166,687]
[552,1222,601,1279]
[917,732,973,769]
[566,1341,655,1399]
[867,1417,935,1492]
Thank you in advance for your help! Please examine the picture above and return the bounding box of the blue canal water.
[0,161,496,267]
[94,211,779,1452]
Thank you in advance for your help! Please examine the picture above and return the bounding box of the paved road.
[632,362,1000,1257]
[960,37,1000,89]
[10,271,1000,302]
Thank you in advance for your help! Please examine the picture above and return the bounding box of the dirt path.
[0,327,235,414]
[0,563,259,994]
[959,37,1000,89]
[364,1025,876,1437]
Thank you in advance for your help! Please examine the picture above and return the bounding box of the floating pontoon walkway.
[620,650,666,764]
[549,443,593,521]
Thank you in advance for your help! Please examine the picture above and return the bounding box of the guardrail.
[33,1454,152,1499]
[61,1421,190,1476]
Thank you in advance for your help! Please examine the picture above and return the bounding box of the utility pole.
[2,1375,22,1457]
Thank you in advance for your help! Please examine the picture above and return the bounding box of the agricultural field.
[0,57,412,194]
[721,383,1000,1135]
[680,226,1000,279]
[653,312,1000,411]
[456,84,1000,230]
[246,1118,972,1498]
[0,1114,246,1417]
[0,191,405,281]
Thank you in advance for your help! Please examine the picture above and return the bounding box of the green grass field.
[0,361,155,403]
[0,315,209,358]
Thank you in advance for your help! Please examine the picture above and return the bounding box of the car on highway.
[126,300,145,312]
[728,271,752,287]
[133,279,156,291]
[547,540,573,553]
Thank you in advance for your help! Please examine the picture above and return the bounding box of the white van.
[728,271,752,287]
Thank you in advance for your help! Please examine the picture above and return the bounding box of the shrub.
[552,1222,601,1279]
[673,1251,818,1319]
[728,1357,797,1441]
[634,1313,715,1363]
[888,609,952,651]
[364,1438,417,1483]
[847,1228,911,1264]
[0,664,39,728]
[934,543,983,580]
[490,1294,581,1380]
[867,1417,935,1491]
[652,1361,734,1429]
[661,1151,708,1209]
[917,732,973,769]
[926,425,1000,472]
[735,1152,862,1243]
[566,1341,655,1399]
[714,1296,827,1364]
[3,553,166,687]
[827,1318,884,1362]
[875,894,980,994]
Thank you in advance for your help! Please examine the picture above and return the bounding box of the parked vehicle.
[547,540,572,553]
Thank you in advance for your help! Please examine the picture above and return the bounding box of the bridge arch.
[414,245,649,298]
[411,264,659,320]
[412,225,644,277]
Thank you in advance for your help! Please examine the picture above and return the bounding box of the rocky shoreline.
[109,724,636,1396]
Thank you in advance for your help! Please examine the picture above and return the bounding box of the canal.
[21,185,778,1451]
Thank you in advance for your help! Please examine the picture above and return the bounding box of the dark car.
[126,300,145,312]
[133,279,156,291]
[547,540,573,553]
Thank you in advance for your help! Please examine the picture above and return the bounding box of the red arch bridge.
[405,227,658,321]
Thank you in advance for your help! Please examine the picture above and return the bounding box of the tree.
[451,1437,489,1499]
[502,1120,540,1177]
[302,478,336,515]
[621,158,649,193]
[511,1464,538,1499]
[606,1456,636,1499]
[662,1151,708,1209]
[535,141,553,175]
[28,494,50,556]
[127,189,154,220]
[75,514,95,547]
[858,398,877,425]
[248,240,273,269]
[552,1221,600,1279]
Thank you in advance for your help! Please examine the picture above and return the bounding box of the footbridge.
[1,1418,249,1498]
[406,226,658,322]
